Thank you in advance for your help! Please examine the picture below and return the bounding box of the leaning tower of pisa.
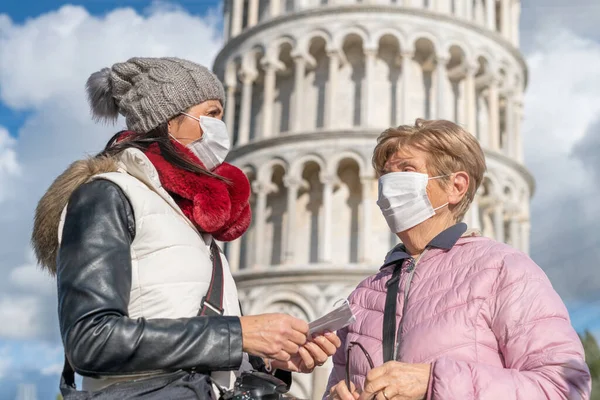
[212,0,533,397]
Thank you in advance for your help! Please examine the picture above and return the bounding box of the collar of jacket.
[380,222,479,269]
[32,148,199,274]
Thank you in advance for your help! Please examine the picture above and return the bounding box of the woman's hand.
[240,314,308,362]
[328,380,360,400]
[359,361,430,400]
[271,331,342,373]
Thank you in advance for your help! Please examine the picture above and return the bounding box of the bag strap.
[198,240,225,316]
[382,263,403,363]
[61,240,226,391]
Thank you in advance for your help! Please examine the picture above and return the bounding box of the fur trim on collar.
[32,156,119,274]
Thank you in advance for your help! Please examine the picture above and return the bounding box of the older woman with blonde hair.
[325,119,591,400]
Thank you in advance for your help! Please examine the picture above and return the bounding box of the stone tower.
[212,0,533,397]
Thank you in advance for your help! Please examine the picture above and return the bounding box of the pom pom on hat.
[86,67,120,124]
[84,57,225,133]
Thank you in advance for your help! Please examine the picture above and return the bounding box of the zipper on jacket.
[393,249,427,360]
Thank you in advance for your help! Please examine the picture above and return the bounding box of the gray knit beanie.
[86,57,225,133]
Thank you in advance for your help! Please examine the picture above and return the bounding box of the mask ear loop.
[429,173,453,211]
[428,173,452,180]
[332,298,350,308]
[171,112,206,143]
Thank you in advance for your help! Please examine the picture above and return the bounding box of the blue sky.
[1,1,600,399]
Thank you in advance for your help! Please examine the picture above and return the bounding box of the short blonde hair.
[372,119,486,221]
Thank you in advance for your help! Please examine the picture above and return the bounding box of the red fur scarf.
[140,137,252,242]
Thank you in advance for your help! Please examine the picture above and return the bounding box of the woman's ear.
[448,171,469,205]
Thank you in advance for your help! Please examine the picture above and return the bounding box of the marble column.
[494,203,505,242]
[225,84,237,142]
[238,69,257,145]
[465,0,473,19]
[401,50,413,125]
[231,0,244,36]
[360,176,372,263]
[465,64,477,134]
[261,59,278,138]
[520,219,530,254]
[515,98,524,163]
[469,196,482,231]
[293,54,306,132]
[325,51,340,129]
[248,0,259,27]
[510,215,520,249]
[223,0,231,41]
[486,0,496,30]
[283,176,301,263]
[505,91,514,156]
[319,175,336,263]
[252,180,269,268]
[363,48,378,127]
[512,0,520,45]
[270,0,281,18]
[228,237,242,272]
[488,77,500,150]
[436,55,449,120]
[501,0,511,37]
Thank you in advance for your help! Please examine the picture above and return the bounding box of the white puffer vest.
[57,148,249,392]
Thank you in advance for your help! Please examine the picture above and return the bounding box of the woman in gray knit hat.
[31,57,340,399]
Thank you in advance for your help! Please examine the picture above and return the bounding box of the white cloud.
[0,296,44,339]
[522,28,600,301]
[9,262,55,296]
[41,363,62,376]
[0,4,223,344]
[0,346,11,379]
[0,127,20,202]
[0,5,222,110]
[520,1,600,52]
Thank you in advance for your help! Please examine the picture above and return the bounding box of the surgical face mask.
[176,112,231,171]
[376,172,450,234]
[308,299,356,336]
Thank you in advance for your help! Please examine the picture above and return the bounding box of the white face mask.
[176,112,231,171]
[376,172,450,234]
[308,299,356,336]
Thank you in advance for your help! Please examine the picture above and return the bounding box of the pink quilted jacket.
[324,225,591,399]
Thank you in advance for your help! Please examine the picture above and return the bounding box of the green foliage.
[580,330,600,399]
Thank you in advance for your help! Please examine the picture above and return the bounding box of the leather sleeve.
[57,179,243,378]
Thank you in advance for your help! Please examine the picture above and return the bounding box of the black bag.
[60,369,214,399]
[59,241,228,400]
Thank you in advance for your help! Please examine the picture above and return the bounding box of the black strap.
[61,355,76,389]
[61,240,226,390]
[382,263,403,363]
[198,240,225,316]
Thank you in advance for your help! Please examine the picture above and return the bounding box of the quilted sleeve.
[427,251,591,400]
[322,326,349,399]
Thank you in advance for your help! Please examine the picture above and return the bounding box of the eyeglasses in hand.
[345,341,375,391]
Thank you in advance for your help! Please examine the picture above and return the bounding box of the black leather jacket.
[57,179,244,378]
